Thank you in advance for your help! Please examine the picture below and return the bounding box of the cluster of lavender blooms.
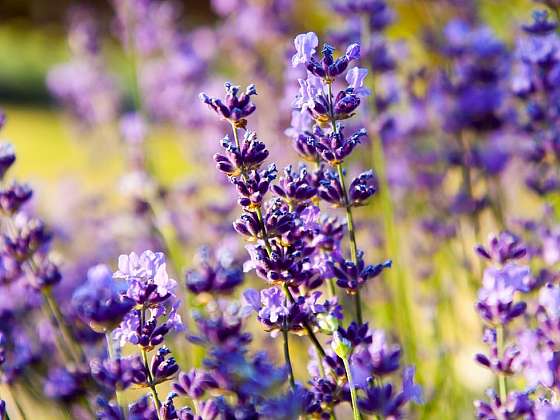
[17,0,560,417]
[471,225,560,418]
[199,31,420,419]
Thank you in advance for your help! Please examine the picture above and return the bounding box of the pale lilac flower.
[115,250,177,303]
[482,263,532,295]
[402,366,423,404]
[539,283,560,320]
[293,74,322,112]
[345,43,360,61]
[292,32,318,67]
[517,330,553,387]
[345,67,370,97]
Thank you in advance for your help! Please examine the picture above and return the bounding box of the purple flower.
[346,67,370,97]
[345,43,360,61]
[43,367,86,401]
[476,264,529,324]
[475,232,527,265]
[0,143,15,181]
[115,250,177,306]
[173,369,218,399]
[200,82,257,128]
[539,283,560,321]
[72,264,134,331]
[292,32,319,67]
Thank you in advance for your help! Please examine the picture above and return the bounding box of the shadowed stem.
[281,292,296,390]
[141,347,162,419]
[496,325,507,402]
[139,309,163,420]
[42,288,84,364]
[335,163,363,324]
[105,333,127,419]
[342,356,361,420]
[3,383,27,420]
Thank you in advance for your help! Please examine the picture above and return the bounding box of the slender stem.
[42,288,83,364]
[141,347,163,418]
[3,384,27,420]
[106,333,126,419]
[281,310,296,389]
[254,206,273,255]
[139,309,162,419]
[335,163,363,324]
[496,325,507,402]
[342,357,361,420]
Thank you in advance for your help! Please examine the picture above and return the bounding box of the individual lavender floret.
[199,83,257,128]
[318,169,345,207]
[474,389,535,419]
[113,302,183,348]
[185,247,243,295]
[43,367,87,402]
[292,33,360,80]
[311,127,367,165]
[329,251,391,295]
[348,170,377,206]
[271,165,317,207]
[475,232,527,265]
[188,300,252,350]
[150,346,179,384]
[244,240,317,287]
[214,131,269,176]
[353,329,401,378]
[243,286,307,336]
[72,264,134,332]
[172,369,218,400]
[295,73,364,123]
[359,367,423,418]
[0,182,33,215]
[476,264,530,325]
[535,283,560,348]
[114,250,177,306]
[232,164,277,210]
[0,143,15,181]
[475,328,521,376]
[90,355,145,392]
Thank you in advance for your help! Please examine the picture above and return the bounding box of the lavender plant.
[198,30,420,419]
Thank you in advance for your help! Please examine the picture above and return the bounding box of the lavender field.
[1,0,558,418]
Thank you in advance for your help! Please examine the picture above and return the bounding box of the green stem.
[139,309,162,419]
[3,384,27,420]
[335,163,363,324]
[106,333,127,419]
[342,357,361,420]
[141,347,162,419]
[281,317,295,389]
[42,288,84,364]
[496,325,507,402]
